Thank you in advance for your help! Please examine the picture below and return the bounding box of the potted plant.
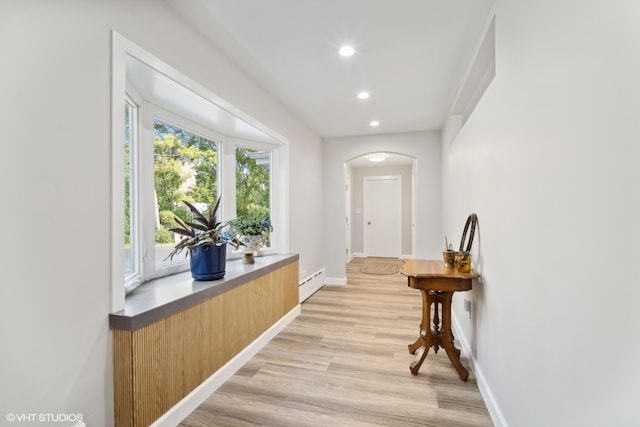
[167,197,241,281]
[228,216,273,264]
[229,216,272,251]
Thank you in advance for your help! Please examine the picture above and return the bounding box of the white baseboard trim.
[452,313,508,427]
[353,253,411,259]
[150,304,302,427]
[324,276,347,285]
[299,269,325,302]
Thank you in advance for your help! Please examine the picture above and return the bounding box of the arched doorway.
[345,152,416,260]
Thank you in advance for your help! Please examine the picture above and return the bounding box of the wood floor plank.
[179,258,493,426]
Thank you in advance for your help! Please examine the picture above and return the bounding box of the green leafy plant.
[166,196,241,260]
[155,227,174,244]
[229,216,273,237]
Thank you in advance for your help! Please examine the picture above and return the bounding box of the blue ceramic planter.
[189,244,226,281]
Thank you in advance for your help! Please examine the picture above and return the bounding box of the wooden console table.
[401,259,478,381]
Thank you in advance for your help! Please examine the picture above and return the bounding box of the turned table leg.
[408,289,469,381]
[439,291,469,381]
[408,290,431,354]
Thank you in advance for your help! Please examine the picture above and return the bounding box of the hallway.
[180,258,492,426]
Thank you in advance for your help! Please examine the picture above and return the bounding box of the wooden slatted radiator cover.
[110,254,299,427]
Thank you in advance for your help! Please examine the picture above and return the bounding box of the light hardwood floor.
[179,258,493,427]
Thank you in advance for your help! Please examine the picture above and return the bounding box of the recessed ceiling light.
[370,120,380,127]
[368,153,387,162]
[339,45,355,57]
[357,91,370,100]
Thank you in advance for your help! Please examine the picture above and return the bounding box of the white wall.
[0,1,323,425]
[445,1,640,426]
[323,131,441,282]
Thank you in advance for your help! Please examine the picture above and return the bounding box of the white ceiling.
[165,0,494,139]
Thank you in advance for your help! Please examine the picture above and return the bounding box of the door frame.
[345,172,352,262]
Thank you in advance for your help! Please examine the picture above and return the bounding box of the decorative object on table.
[166,197,242,280]
[442,236,455,268]
[455,213,477,273]
[454,251,471,273]
[228,216,273,264]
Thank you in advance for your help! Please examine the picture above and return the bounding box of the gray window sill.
[109,253,299,331]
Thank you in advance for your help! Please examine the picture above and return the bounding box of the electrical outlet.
[464,299,471,312]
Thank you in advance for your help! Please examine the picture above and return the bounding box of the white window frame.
[142,104,228,280]
[232,138,277,252]
[124,92,142,293]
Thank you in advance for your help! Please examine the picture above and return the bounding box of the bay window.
[124,104,278,292]
[112,33,287,307]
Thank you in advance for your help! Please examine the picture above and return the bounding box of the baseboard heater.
[299,269,325,302]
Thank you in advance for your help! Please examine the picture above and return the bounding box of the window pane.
[154,120,219,267]
[235,147,271,246]
[124,100,136,278]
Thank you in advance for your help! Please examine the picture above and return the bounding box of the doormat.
[360,259,403,275]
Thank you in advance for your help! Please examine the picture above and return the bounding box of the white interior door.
[363,175,402,257]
